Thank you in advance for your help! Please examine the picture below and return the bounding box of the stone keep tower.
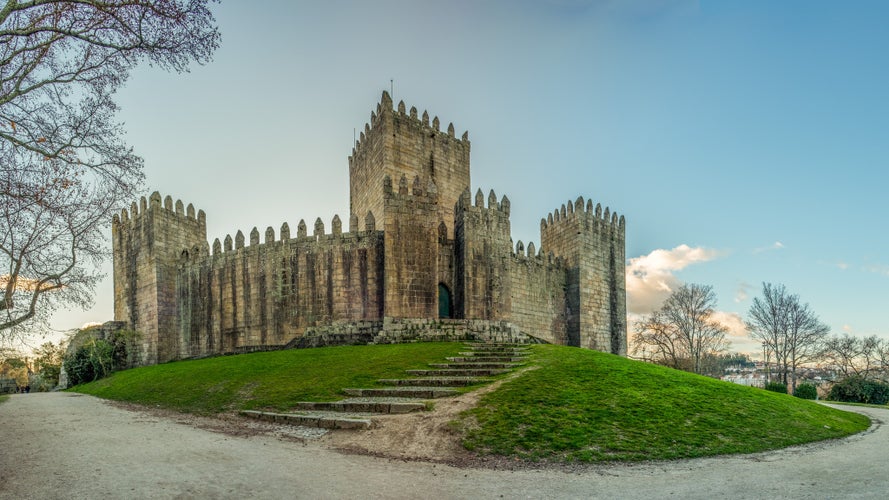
[112,193,207,365]
[349,91,470,240]
[349,91,470,319]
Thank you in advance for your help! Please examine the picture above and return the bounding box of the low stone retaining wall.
[374,318,535,344]
[284,317,540,350]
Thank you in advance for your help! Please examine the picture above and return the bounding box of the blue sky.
[40,0,889,356]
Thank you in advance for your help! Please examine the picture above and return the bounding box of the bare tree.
[632,283,729,375]
[746,283,829,391]
[822,334,887,381]
[0,1,219,341]
[634,310,686,370]
[785,298,830,390]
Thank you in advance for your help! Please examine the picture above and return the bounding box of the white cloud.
[837,261,849,270]
[626,244,722,315]
[866,264,889,277]
[711,311,746,339]
[843,324,853,333]
[734,281,752,303]
[753,241,785,254]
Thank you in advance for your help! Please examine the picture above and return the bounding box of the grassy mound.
[459,344,870,462]
[71,341,869,462]
[71,342,464,414]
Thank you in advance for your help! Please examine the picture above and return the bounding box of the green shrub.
[63,329,142,386]
[829,376,889,405]
[793,383,817,400]
[764,381,787,394]
[64,339,114,386]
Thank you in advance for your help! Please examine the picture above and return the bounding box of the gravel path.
[1,393,887,499]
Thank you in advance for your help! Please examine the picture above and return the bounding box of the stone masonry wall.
[112,192,206,365]
[177,212,384,358]
[540,197,626,355]
[349,91,470,239]
[382,175,440,319]
[507,247,570,345]
[455,188,512,321]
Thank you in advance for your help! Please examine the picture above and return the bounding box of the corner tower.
[111,192,207,365]
[349,91,470,238]
[540,198,627,355]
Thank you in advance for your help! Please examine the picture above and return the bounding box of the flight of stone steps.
[240,342,530,430]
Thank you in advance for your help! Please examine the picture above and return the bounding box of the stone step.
[240,410,371,430]
[446,356,526,362]
[428,362,522,369]
[466,346,531,352]
[377,377,490,387]
[292,401,425,414]
[405,368,510,377]
[458,350,528,356]
[342,387,458,398]
[465,342,528,348]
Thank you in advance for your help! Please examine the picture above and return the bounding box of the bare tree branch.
[746,282,830,391]
[632,283,729,375]
[0,1,219,342]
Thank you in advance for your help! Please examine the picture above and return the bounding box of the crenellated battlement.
[349,91,469,163]
[539,195,625,239]
[349,90,471,241]
[455,188,511,217]
[510,239,568,268]
[204,211,382,259]
[382,174,440,203]
[112,191,206,230]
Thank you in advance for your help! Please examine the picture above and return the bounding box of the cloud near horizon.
[625,244,723,315]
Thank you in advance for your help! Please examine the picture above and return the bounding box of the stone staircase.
[240,342,530,430]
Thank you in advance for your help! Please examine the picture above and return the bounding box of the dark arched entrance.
[438,284,453,319]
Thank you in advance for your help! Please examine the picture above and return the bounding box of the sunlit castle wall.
[177,212,385,359]
[111,193,207,365]
[110,92,627,366]
[349,91,470,240]
[540,197,626,355]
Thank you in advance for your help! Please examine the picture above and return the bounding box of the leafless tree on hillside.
[632,283,730,375]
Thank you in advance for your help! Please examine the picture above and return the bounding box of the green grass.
[71,342,464,414]
[70,341,870,463]
[458,344,870,462]
[0,395,8,404]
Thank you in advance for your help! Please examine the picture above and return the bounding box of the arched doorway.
[438,283,453,319]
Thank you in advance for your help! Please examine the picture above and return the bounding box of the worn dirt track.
[1,392,887,499]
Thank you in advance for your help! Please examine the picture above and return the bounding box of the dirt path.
[1,393,887,499]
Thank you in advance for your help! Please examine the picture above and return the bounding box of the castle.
[111,92,627,366]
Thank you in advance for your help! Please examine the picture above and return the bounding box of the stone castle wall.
[455,189,513,321]
[111,91,628,365]
[349,92,470,239]
[382,176,440,319]
[177,212,385,359]
[541,197,627,354]
[112,193,206,365]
